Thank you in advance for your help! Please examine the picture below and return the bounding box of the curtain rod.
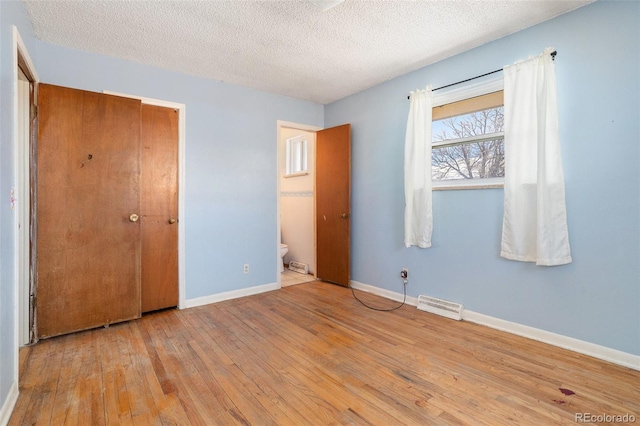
[407,50,557,99]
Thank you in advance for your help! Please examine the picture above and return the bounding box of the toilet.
[280,244,289,272]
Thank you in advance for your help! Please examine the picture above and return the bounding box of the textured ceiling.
[23,0,593,104]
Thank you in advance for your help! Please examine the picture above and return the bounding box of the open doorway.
[276,120,352,288]
[276,121,321,287]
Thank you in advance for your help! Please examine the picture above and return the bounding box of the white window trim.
[432,75,503,107]
[432,75,505,190]
[433,177,504,191]
[285,136,308,177]
[432,131,504,148]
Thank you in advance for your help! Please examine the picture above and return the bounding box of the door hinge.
[31,104,38,118]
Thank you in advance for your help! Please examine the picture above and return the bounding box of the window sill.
[433,178,504,191]
[284,172,309,178]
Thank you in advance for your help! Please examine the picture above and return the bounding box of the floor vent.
[288,260,309,275]
[417,295,463,321]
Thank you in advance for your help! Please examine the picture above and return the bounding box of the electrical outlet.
[401,268,408,279]
[243,264,250,274]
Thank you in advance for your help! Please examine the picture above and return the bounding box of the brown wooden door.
[36,84,142,338]
[140,104,179,312]
[316,124,351,286]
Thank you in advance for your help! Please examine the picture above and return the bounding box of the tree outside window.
[432,105,504,182]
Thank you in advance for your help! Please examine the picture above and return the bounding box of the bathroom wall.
[280,127,316,273]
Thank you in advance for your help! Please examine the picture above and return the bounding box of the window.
[432,79,504,189]
[285,136,308,177]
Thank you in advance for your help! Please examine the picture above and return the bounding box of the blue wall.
[325,0,640,355]
[33,42,324,300]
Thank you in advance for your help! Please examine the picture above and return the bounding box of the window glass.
[285,137,308,176]
[432,90,504,185]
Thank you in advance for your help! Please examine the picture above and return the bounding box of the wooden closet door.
[36,84,142,338]
[140,104,179,312]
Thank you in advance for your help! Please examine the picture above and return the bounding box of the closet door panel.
[37,84,142,338]
[140,104,179,313]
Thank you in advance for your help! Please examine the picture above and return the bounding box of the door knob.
[168,218,177,224]
[129,214,139,222]
[340,213,350,219]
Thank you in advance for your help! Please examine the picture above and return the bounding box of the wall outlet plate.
[243,264,249,274]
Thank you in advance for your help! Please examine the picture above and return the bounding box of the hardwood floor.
[11,282,640,425]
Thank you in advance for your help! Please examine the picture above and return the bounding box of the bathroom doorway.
[277,122,321,287]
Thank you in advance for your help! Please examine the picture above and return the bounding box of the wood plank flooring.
[10,282,640,425]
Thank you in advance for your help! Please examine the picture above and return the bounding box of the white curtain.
[404,86,433,248]
[501,48,572,265]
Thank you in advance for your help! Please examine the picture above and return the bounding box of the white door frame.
[13,26,39,349]
[276,120,322,287]
[104,91,187,309]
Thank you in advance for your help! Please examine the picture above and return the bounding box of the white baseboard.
[185,282,279,309]
[350,280,640,371]
[0,381,18,426]
[350,280,419,306]
[462,310,640,371]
